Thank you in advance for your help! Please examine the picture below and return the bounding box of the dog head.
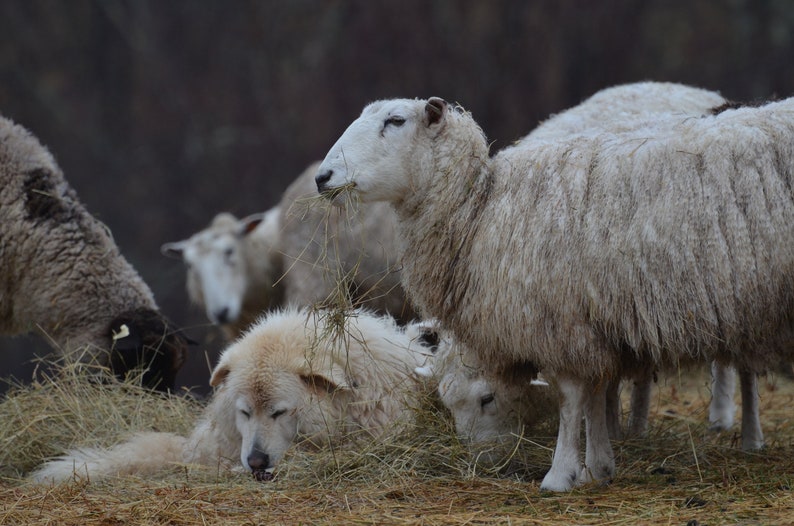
[208,313,355,474]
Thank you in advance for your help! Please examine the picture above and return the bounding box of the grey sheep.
[0,115,189,391]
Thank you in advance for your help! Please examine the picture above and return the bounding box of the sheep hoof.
[540,468,579,492]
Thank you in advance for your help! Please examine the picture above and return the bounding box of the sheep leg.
[605,378,622,440]
[583,380,615,485]
[739,369,764,451]
[540,375,586,492]
[627,369,652,437]
[708,362,736,431]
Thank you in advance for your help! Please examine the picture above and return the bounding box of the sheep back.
[400,98,794,379]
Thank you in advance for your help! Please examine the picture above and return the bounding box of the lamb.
[315,88,794,491]
[162,161,415,340]
[0,115,189,392]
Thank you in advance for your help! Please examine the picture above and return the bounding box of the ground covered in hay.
[1,363,794,525]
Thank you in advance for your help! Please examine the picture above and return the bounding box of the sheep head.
[108,308,190,392]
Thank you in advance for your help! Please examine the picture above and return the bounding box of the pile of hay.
[2,358,794,524]
[0,362,202,478]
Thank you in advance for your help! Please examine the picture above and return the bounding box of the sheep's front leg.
[739,369,764,451]
[709,362,736,431]
[583,380,615,485]
[540,376,586,492]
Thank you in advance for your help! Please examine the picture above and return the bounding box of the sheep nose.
[214,308,229,324]
[315,169,333,193]
[247,449,270,471]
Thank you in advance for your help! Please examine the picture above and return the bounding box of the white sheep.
[0,115,189,391]
[530,82,762,446]
[162,162,415,340]
[408,320,557,467]
[315,89,794,491]
[402,84,760,454]
[161,209,284,340]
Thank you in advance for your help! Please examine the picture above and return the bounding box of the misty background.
[2,0,793,394]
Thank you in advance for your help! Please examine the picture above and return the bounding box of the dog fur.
[31,307,430,483]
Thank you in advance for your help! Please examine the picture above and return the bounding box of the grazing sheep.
[161,209,284,340]
[409,320,557,467]
[31,307,431,483]
[315,90,794,491]
[162,162,415,340]
[0,115,188,392]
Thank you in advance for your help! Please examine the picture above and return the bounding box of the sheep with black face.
[0,115,188,391]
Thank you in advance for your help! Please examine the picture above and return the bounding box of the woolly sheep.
[315,89,794,491]
[409,84,750,449]
[162,161,415,340]
[0,115,189,392]
[531,82,762,445]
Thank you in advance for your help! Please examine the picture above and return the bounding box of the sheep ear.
[209,364,231,387]
[109,319,143,352]
[160,241,186,259]
[425,97,447,127]
[238,213,265,237]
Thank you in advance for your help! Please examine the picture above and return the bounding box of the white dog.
[31,308,431,483]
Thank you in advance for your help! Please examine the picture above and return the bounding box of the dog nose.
[315,169,333,193]
[247,449,270,471]
[214,307,230,324]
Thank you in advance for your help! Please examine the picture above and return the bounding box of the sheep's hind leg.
[739,369,764,451]
[540,376,586,492]
[605,379,622,440]
[627,368,652,437]
[583,379,615,485]
[708,362,736,431]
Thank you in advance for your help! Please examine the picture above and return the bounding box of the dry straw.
[3,349,794,524]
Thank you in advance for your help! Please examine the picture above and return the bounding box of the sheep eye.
[224,248,234,258]
[271,409,286,419]
[384,116,406,128]
[480,394,495,408]
[240,409,251,419]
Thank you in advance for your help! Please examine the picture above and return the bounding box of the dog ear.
[299,373,339,395]
[299,363,353,396]
[210,364,231,387]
